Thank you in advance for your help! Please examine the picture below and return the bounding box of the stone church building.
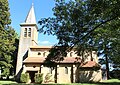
[16,4,102,83]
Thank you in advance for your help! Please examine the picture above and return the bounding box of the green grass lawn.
[0,79,120,85]
[103,79,120,83]
[0,80,17,84]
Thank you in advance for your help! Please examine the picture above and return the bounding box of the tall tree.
[38,0,120,79]
[0,0,17,78]
[39,0,120,62]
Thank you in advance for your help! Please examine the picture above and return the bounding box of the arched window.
[65,67,68,74]
[28,28,31,37]
[24,28,27,37]
[70,52,73,57]
[49,67,52,74]
[38,52,41,55]
[43,52,46,57]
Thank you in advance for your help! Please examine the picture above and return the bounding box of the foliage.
[44,73,53,83]
[38,0,120,65]
[110,69,120,79]
[11,38,19,76]
[20,73,30,83]
[34,73,43,84]
[0,0,17,77]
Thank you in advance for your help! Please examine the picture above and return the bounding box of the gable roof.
[81,61,100,67]
[23,57,81,64]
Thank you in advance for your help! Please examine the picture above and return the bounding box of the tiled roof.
[23,57,100,68]
[81,61,100,67]
[57,57,81,63]
[23,57,81,64]
[30,46,52,49]
[23,57,45,63]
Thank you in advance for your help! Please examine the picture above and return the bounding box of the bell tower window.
[24,28,27,37]
[28,28,31,37]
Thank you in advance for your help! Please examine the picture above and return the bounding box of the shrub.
[44,73,52,83]
[20,73,30,83]
[34,73,43,84]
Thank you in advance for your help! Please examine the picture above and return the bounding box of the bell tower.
[16,4,38,79]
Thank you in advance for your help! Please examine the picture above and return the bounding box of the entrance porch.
[27,71,37,83]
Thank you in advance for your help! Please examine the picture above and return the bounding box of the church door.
[27,71,37,83]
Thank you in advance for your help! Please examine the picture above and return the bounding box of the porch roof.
[81,61,100,68]
[23,57,45,63]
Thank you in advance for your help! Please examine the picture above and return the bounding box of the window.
[65,67,68,74]
[33,66,36,68]
[49,67,53,74]
[24,28,27,37]
[38,52,41,55]
[28,28,31,37]
[43,52,46,57]
[70,52,73,57]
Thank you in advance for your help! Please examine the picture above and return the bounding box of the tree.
[93,15,120,79]
[0,0,17,78]
[38,0,120,80]
[39,0,120,62]
[11,38,19,76]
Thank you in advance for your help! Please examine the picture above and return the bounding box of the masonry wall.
[57,64,72,83]
[79,69,102,82]
[24,64,40,72]
[41,65,55,83]
[28,48,98,63]
[23,63,80,83]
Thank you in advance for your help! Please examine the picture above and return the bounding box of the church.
[16,4,102,83]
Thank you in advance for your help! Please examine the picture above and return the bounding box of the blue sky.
[8,0,58,46]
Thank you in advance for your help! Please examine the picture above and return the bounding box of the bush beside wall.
[34,73,43,84]
[44,73,53,83]
[20,73,30,83]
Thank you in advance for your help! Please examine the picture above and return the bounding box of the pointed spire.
[25,3,36,24]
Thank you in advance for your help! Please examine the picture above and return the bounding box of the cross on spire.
[32,0,34,6]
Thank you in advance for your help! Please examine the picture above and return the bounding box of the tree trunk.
[105,45,110,79]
